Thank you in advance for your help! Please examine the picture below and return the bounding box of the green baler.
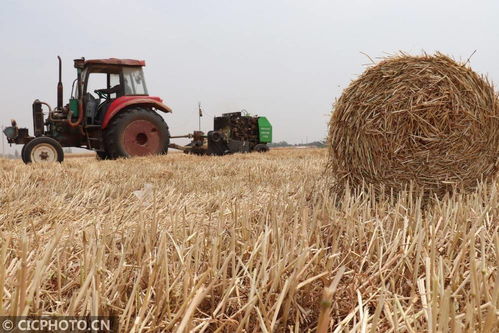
[169,112,272,155]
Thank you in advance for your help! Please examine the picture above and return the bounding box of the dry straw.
[328,53,499,198]
[0,150,497,331]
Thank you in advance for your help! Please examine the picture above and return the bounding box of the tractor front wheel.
[104,108,170,159]
[22,137,64,164]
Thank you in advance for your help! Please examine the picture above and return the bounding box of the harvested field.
[0,149,497,332]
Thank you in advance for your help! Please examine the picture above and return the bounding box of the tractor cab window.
[108,74,121,98]
[123,67,148,95]
[86,72,121,99]
[86,73,107,99]
[84,71,122,125]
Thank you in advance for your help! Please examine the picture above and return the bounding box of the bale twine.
[327,53,499,198]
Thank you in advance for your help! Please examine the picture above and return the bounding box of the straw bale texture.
[328,53,499,197]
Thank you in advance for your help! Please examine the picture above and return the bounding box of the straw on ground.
[0,148,497,332]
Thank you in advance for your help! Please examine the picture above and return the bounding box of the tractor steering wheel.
[94,89,107,100]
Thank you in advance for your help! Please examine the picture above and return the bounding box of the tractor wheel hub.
[122,120,161,156]
[31,143,58,162]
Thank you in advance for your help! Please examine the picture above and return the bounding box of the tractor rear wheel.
[96,151,110,160]
[22,137,64,164]
[104,107,170,159]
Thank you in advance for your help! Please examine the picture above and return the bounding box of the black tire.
[20,144,26,161]
[22,137,64,164]
[254,144,269,153]
[96,150,110,160]
[104,107,170,159]
[210,131,223,143]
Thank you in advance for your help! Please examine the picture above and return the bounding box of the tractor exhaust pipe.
[57,56,63,110]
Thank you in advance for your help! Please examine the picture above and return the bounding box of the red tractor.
[3,56,172,163]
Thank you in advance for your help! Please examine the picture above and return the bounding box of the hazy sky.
[1,0,499,153]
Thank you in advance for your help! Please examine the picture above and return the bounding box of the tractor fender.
[102,96,172,129]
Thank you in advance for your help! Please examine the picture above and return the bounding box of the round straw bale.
[328,53,499,198]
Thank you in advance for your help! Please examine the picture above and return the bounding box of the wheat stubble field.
[0,148,497,332]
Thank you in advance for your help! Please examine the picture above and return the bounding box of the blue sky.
[1,0,499,152]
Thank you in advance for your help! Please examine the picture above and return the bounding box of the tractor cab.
[73,59,149,126]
